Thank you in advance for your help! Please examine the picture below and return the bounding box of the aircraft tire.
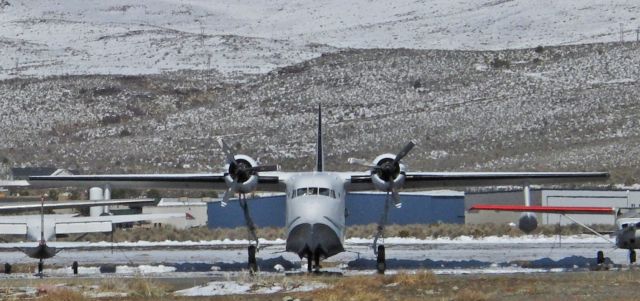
[4,263,11,274]
[307,254,313,273]
[376,245,386,274]
[248,246,257,275]
[596,250,605,265]
[314,252,320,272]
[630,250,636,264]
[72,261,79,275]
[38,261,43,275]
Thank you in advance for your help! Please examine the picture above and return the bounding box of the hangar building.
[142,198,210,229]
[465,189,640,226]
[208,191,465,228]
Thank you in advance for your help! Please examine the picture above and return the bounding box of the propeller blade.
[217,138,237,165]
[249,165,279,173]
[392,190,402,208]
[394,140,416,163]
[221,188,233,207]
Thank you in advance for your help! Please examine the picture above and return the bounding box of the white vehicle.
[0,197,184,276]
[28,105,608,274]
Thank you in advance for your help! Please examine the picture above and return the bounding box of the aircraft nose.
[286,223,344,258]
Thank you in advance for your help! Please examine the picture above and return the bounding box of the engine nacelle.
[223,154,259,194]
[370,153,406,192]
[518,212,538,234]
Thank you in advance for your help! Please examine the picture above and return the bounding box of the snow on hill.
[1,0,639,79]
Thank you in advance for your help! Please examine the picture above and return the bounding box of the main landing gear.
[72,261,79,275]
[239,194,260,275]
[596,249,637,266]
[248,246,257,274]
[376,245,386,274]
[596,250,605,265]
[4,263,11,274]
[373,192,394,274]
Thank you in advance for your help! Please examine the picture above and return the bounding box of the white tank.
[89,187,104,217]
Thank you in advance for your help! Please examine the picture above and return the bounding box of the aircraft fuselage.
[284,172,346,260]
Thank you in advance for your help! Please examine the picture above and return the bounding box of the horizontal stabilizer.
[0,224,27,235]
[56,221,112,234]
[469,204,615,214]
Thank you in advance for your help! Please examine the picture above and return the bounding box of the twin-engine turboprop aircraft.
[28,106,609,274]
[470,204,640,265]
[0,197,185,276]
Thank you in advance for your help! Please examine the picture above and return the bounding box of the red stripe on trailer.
[469,204,615,214]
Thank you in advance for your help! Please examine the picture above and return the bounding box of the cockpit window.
[319,188,331,196]
[292,187,338,199]
[296,188,308,197]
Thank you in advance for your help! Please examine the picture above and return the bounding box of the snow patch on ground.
[0,235,606,250]
[174,280,328,296]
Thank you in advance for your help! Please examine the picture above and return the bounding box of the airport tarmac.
[0,235,628,277]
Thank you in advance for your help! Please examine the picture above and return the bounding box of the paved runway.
[0,236,629,277]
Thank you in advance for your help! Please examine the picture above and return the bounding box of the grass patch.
[0,223,615,243]
[36,288,88,301]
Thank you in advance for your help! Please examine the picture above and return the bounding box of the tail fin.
[316,104,324,172]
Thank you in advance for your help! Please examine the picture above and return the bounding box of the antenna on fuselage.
[316,104,324,172]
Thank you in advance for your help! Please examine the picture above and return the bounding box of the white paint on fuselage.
[284,172,347,249]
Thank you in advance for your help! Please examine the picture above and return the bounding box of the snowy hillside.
[2,43,640,183]
[1,0,639,79]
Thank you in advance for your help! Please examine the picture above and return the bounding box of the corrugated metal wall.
[207,193,464,228]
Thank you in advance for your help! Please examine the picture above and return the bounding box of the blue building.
[208,192,464,228]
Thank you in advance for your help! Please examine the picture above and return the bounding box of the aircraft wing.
[0,198,157,212]
[54,213,187,235]
[469,204,616,214]
[28,173,285,191]
[348,171,609,191]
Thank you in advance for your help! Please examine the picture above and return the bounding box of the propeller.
[348,141,416,208]
[218,138,278,206]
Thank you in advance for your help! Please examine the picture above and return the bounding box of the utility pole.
[200,25,205,49]
[620,23,624,43]
[636,26,639,42]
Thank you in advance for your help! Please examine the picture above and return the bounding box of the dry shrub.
[99,277,128,292]
[310,275,387,301]
[389,271,436,289]
[127,277,169,297]
[43,222,617,243]
[453,288,489,301]
[37,288,87,301]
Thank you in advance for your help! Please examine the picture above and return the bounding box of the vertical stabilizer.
[316,104,324,172]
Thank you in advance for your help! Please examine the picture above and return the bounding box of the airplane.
[469,204,640,265]
[26,105,609,274]
[0,196,185,276]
